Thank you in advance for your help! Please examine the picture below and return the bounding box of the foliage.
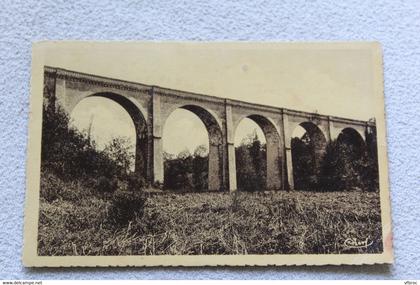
[162,127,378,193]
[40,171,88,203]
[126,172,146,191]
[320,139,379,192]
[162,131,268,192]
[292,133,380,192]
[364,127,380,191]
[291,136,320,190]
[235,132,266,191]
[103,137,135,174]
[39,102,148,235]
[108,190,147,226]
[192,145,209,191]
[163,146,209,192]
[41,104,137,183]
[95,176,118,194]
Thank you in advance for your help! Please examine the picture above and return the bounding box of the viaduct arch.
[43,66,377,191]
[161,104,224,191]
[70,93,148,179]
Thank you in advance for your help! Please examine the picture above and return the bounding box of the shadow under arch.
[72,92,149,180]
[235,114,282,190]
[291,121,327,190]
[337,127,366,158]
[162,104,224,191]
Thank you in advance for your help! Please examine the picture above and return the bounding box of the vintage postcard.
[23,42,393,266]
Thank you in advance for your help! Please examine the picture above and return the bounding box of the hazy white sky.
[42,42,378,120]
[70,97,136,151]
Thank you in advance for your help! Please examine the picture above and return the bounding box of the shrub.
[235,133,266,192]
[126,173,146,191]
[152,181,164,190]
[163,145,211,192]
[96,176,118,193]
[319,139,379,192]
[40,172,62,202]
[108,190,147,226]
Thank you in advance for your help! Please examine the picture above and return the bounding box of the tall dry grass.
[38,173,382,256]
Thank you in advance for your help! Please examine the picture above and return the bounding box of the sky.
[42,42,378,120]
[70,97,136,151]
[43,42,379,155]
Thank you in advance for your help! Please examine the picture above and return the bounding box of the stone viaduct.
[43,66,377,191]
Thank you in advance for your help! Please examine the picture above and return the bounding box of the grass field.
[38,173,383,256]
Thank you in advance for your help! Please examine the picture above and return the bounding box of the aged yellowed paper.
[24,42,393,266]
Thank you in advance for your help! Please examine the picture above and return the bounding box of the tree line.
[163,146,209,191]
[162,132,268,192]
[292,129,379,192]
[163,129,379,192]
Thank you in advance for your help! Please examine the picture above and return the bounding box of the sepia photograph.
[23,42,393,266]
